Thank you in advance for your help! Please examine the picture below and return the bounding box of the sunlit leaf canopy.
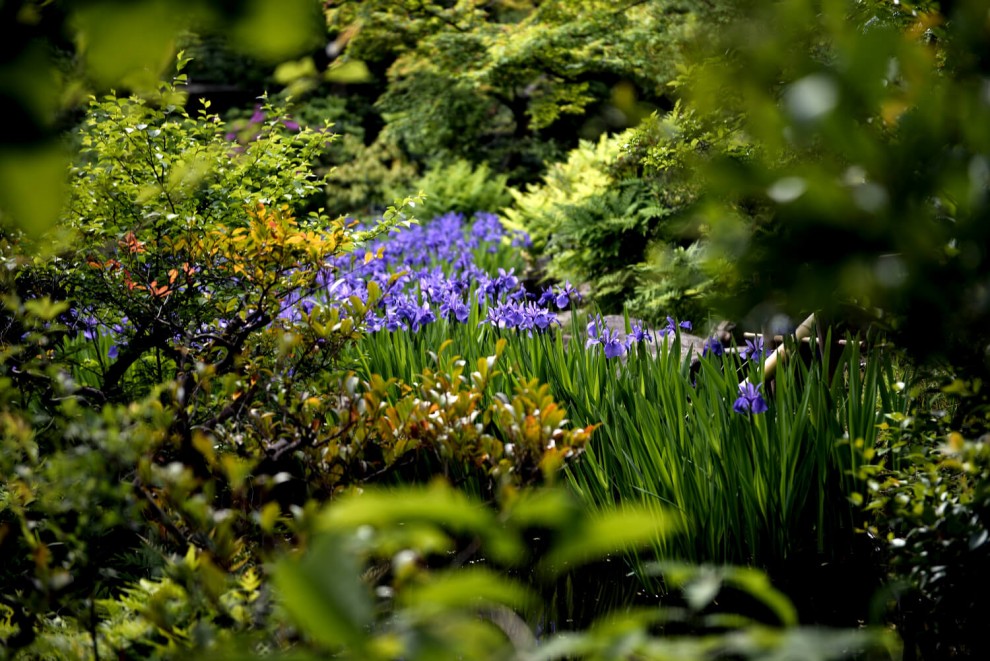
[0,0,323,237]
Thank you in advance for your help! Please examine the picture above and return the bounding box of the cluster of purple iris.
[585,315,692,359]
[68,209,771,416]
[314,212,580,334]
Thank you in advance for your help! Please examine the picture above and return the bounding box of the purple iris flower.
[586,315,604,346]
[733,381,768,414]
[703,337,724,357]
[78,316,99,341]
[471,212,505,250]
[507,288,529,303]
[526,305,558,331]
[439,293,470,323]
[739,336,766,361]
[586,320,626,359]
[302,211,555,338]
[538,282,580,309]
[477,268,520,302]
[383,310,404,332]
[481,306,504,328]
[596,328,627,358]
[501,304,525,328]
[454,252,477,275]
[537,286,556,308]
[416,310,436,331]
[554,281,580,309]
[364,313,383,333]
[480,303,509,330]
[629,321,653,343]
[659,316,693,338]
[401,302,434,332]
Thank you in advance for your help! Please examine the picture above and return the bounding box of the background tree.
[320,0,734,183]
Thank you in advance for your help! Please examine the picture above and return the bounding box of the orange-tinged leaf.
[148,281,172,298]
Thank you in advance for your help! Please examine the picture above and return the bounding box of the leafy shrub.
[388,159,511,219]
[680,0,990,380]
[0,75,594,650]
[502,107,739,322]
[0,59,411,653]
[324,131,419,217]
[319,340,594,500]
[257,482,899,660]
[324,0,737,185]
[221,91,420,218]
[273,93,420,218]
[502,132,619,254]
[2,474,899,659]
[866,390,990,659]
[623,241,728,327]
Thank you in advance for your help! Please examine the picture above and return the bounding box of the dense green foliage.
[390,160,512,219]
[0,0,325,235]
[3,0,990,658]
[320,0,733,182]
[862,390,990,659]
[679,0,990,376]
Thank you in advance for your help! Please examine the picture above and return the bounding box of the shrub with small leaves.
[865,397,990,659]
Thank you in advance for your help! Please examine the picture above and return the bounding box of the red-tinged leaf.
[149,281,172,298]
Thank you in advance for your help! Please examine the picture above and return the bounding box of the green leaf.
[318,482,524,565]
[0,144,68,238]
[274,57,319,85]
[73,0,180,90]
[324,60,373,84]
[23,297,69,321]
[682,569,723,612]
[399,567,537,614]
[539,505,678,577]
[272,534,372,651]
[504,488,580,530]
[654,563,799,628]
[230,0,322,64]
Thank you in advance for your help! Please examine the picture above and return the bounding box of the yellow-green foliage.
[501,132,622,252]
[323,1,735,181]
[388,160,511,218]
[501,108,737,321]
